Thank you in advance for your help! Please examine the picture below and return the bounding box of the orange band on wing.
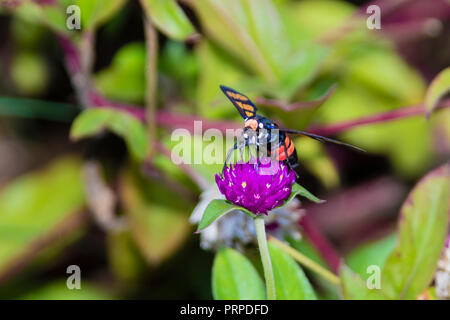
[287,140,295,156]
[276,136,295,161]
[228,92,249,101]
[276,146,287,161]
[236,101,254,111]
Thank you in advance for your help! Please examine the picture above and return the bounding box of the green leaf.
[197,199,255,232]
[159,41,198,100]
[287,236,329,270]
[212,248,266,300]
[195,184,321,231]
[192,0,281,82]
[345,48,425,104]
[425,67,450,116]
[268,242,317,300]
[119,167,192,265]
[279,0,355,41]
[11,14,47,48]
[345,233,397,279]
[70,108,149,161]
[346,233,396,280]
[192,0,325,96]
[94,42,146,104]
[288,236,340,300]
[381,164,450,299]
[197,199,236,232]
[0,157,85,279]
[282,183,323,207]
[278,44,327,100]
[77,0,127,30]
[13,1,69,34]
[318,83,432,178]
[107,231,146,282]
[140,0,195,41]
[195,41,248,119]
[340,264,385,300]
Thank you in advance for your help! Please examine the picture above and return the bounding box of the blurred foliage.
[0,0,449,300]
[268,242,317,300]
[140,0,195,41]
[95,42,147,104]
[71,108,149,161]
[340,264,385,300]
[119,165,192,265]
[10,51,48,96]
[341,164,450,300]
[345,233,396,280]
[77,0,127,30]
[0,157,85,279]
[426,67,450,116]
[381,164,449,299]
[287,236,340,300]
[212,248,265,300]
[20,281,113,300]
[107,230,146,282]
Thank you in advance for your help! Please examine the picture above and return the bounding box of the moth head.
[244,119,258,131]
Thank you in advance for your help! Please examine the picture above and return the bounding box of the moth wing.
[220,85,257,119]
[281,128,366,153]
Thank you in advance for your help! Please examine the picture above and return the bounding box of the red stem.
[91,91,241,133]
[60,32,450,140]
[307,99,450,136]
[299,216,341,273]
[92,90,450,137]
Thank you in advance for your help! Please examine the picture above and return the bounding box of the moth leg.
[223,142,238,173]
[238,136,246,164]
[286,160,298,179]
[256,139,268,172]
[256,143,261,172]
[247,143,255,169]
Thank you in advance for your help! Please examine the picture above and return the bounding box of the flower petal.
[216,157,296,215]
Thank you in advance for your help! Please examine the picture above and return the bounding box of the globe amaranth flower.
[215,159,296,215]
[190,184,303,251]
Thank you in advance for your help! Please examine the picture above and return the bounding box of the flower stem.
[269,236,341,286]
[254,216,276,300]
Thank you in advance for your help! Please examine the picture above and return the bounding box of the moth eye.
[259,123,264,128]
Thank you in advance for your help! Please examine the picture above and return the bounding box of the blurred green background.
[0,0,449,299]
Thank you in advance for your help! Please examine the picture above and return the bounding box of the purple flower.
[215,159,296,215]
